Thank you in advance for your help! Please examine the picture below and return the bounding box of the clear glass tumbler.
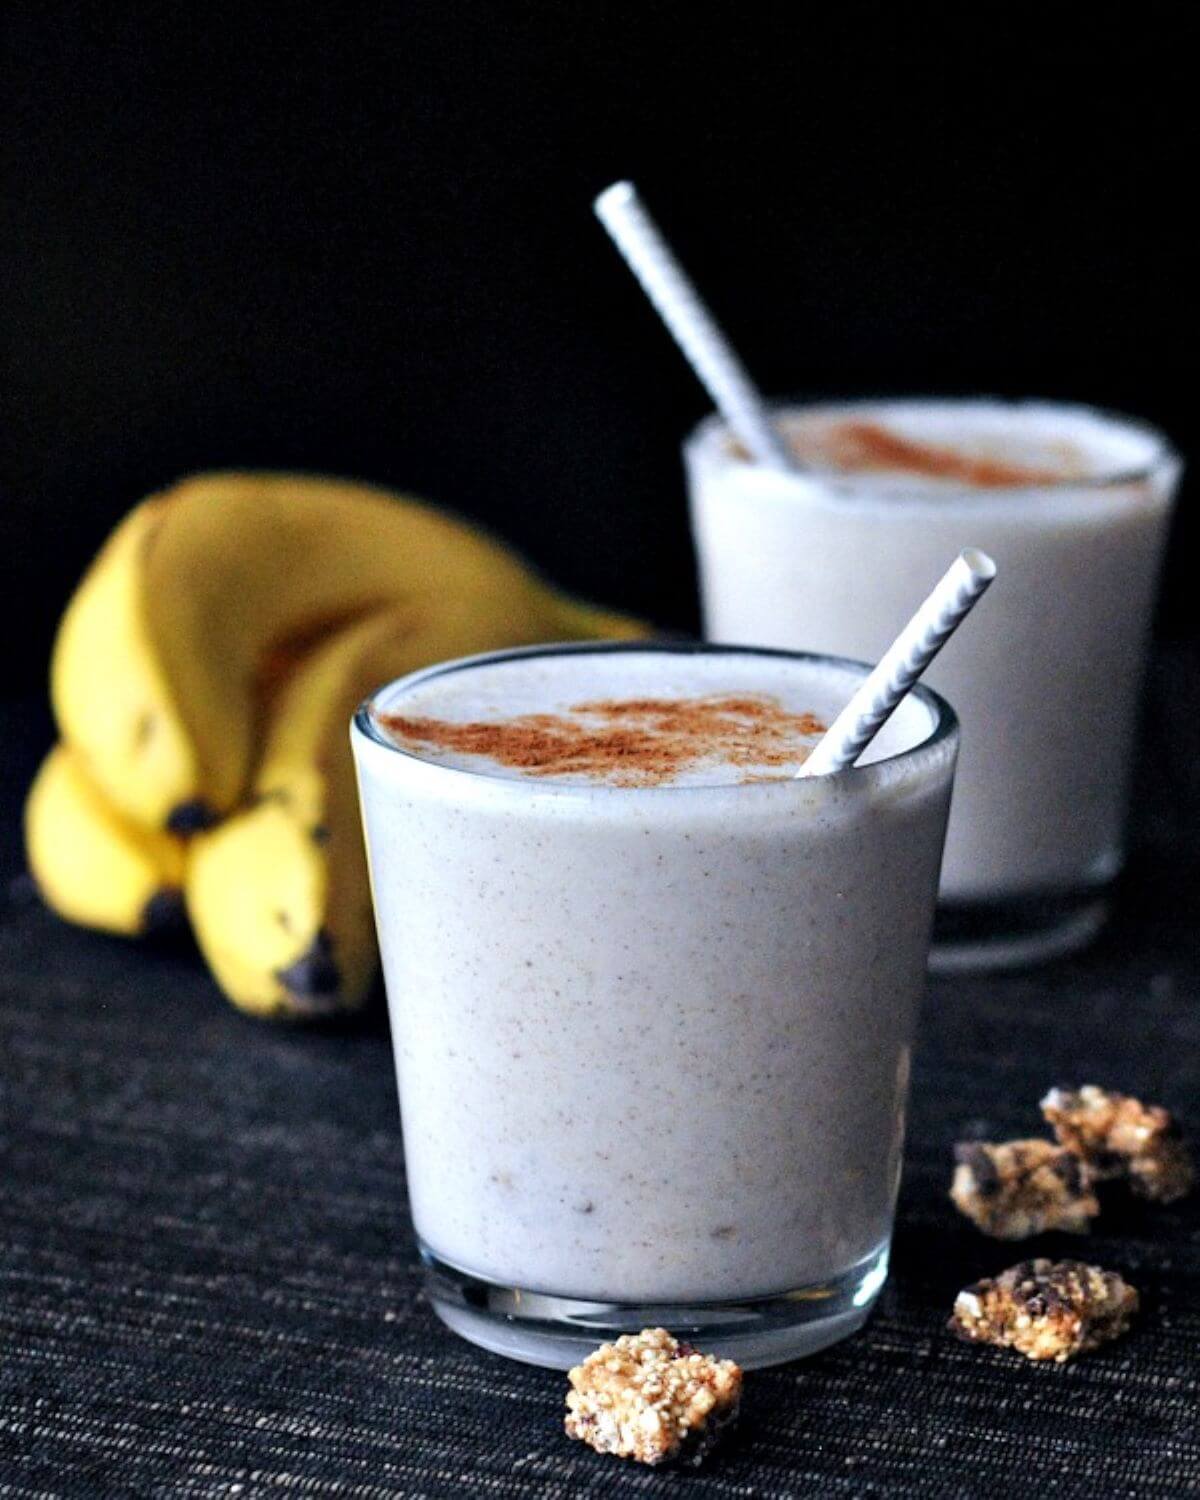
[351,642,958,1368]
[686,399,1181,970]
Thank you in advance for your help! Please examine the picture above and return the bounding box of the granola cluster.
[949,1258,1139,1363]
[1041,1086,1194,1204]
[950,1139,1099,1239]
[951,1085,1192,1240]
[564,1328,742,1467]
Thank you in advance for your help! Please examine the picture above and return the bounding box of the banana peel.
[51,501,204,832]
[25,743,186,937]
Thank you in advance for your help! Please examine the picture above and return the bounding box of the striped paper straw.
[594,181,795,471]
[799,549,997,778]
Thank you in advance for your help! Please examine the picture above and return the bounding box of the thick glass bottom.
[421,1241,889,1370]
[930,889,1110,974]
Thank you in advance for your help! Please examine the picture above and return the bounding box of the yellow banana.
[50,501,203,830]
[53,472,647,833]
[186,593,634,1020]
[25,744,186,937]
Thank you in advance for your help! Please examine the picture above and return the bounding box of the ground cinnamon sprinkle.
[822,420,1074,483]
[730,418,1084,486]
[811,420,1076,487]
[381,695,826,785]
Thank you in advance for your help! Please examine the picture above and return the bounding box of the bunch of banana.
[28,471,648,1018]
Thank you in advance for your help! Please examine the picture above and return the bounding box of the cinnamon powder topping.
[824,420,1078,485]
[741,418,1081,486]
[380,694,826,786]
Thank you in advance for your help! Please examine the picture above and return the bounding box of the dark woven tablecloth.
[2,657,1199,1498]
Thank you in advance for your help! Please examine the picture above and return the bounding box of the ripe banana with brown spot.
[25,744,186,937]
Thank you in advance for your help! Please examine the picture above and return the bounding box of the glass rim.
[686,394,1181,493]
[352,639,960,792]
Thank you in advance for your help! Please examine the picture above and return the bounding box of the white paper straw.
[798,548,997,778]
[594,180,795,471]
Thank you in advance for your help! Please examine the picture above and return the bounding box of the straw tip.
[594,180,636,216]
[960,547,997,583]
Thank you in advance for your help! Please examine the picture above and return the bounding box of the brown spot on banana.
[166,799,220,834]
[275,928,344,1016]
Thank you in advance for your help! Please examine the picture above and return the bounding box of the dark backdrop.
[1,4,1195,700]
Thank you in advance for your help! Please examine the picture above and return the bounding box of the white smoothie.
[686,401,1180,918]
[351,646,957,1324]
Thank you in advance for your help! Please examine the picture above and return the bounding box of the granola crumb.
[950,1139,1099,1239]
[1041,1086,1194,1204]
[949,1258,1139,1363]
[564,1328,742,1467]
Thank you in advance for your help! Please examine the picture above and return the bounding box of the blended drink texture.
[352,647,957,1325]
[687,401,1180,910]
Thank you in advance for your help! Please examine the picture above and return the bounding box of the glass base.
[930,891,1110,974]
[421,1241,889,1370]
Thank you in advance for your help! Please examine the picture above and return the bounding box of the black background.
[1,4,1195,698]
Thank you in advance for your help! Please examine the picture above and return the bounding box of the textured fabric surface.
[2,662,1199,1498]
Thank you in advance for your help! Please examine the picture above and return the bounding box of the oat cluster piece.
[564,1328,742,1467]
[949,1258,1139,1363]
[951,1085,1192,1241]
[950,1139,1099,1240]
[1041,1086,1195,1205]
